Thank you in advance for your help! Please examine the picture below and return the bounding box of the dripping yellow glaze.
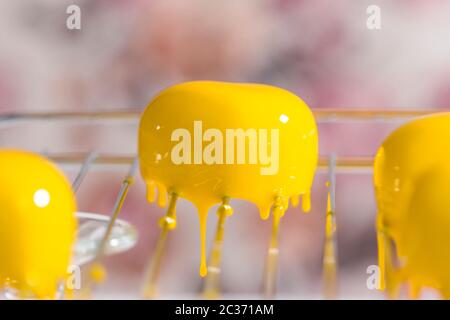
[89,263,107,284]
[374,113,450,299]
[138,81,318,276]
[0,150,77,298]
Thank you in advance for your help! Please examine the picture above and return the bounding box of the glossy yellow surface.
[0,150,77,298]
[139,81,318,276]
[374,113,450,299]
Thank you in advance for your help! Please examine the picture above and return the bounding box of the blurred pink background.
[1,0,450,299]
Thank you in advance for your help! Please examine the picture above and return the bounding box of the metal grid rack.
[1,108,448,299]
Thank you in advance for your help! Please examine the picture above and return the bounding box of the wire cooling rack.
[1,108,446,172]
[1,108,448,299]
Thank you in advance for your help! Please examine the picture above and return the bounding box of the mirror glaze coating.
[138,81,318,276]
[374,113,450,298]
[0,150,77,298]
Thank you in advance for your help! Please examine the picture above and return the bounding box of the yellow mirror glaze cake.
[138,81,318,276]
[0,150,77,298]
[374,113,450,298]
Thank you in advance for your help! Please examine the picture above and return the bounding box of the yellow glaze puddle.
[139,81,318,277]
[374,113,450,299]
[0,149,77,299]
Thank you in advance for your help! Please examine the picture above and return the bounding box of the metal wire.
[323,155,338,299]
[39,152,376,172]
[93,157,139,263]
[1,108,449,124]
[71,151,98,192]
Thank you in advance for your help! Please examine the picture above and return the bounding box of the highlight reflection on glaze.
[374,113,450,299]
[138,81,318,278]
[0,150,77,299]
